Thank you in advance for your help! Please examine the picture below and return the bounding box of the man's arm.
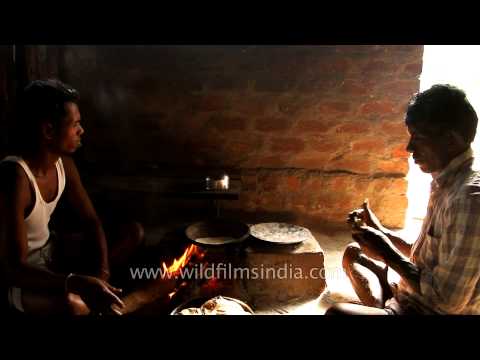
[0,162,124,313]
[61,156,110,280]
[379,228,413,259]
[353,228,421,292]
[350,201,413,257]
[356,194,480,314]
[0,162,71,291]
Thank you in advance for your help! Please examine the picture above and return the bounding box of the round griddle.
[185,219,250,247]
[249,222,312,245]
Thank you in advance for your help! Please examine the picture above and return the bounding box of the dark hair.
[406,84,478,144]
[16,79,80,152]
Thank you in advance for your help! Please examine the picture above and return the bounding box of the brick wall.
[40,45,422,229]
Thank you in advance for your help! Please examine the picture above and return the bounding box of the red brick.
[338,45,383,55]
[352,178,371,196]
[340,80,371,96]
[292,154,330,169]
[374,195,408,228]
[380,120,408,136]
[362,60,399,75]
[209,115,247,131]
[255,70,298,93]
[294,119,336,134]
[232,95,273,117]
[290,192,314,209]
[336,121,371,134]
[319,193,355,211]
[391,144,410,159]
[376,160,409,174]
[278,96,313,116]
[360,100,395,115]
[330,58,350,72]
[304,177,325,193]
[193,95,230,112]
[271,138,305,153]
[329,176,352,192]
[390,178,408,195]
[326,158,371,174]
[255,156,287,168]
[286,176,302,192]
[370,178,408,195]
[225,140,251,154]
[189,132,221,153]
[297,74,343,93]
[241,175,257,191]
[404,63,423,77]
[390,45,422,53]
[255,117,291,132]
[318,101,351,114]
[381,81,419,98]
[369,178,391,194]
[222,140,256,164]
[310,139,344,153]
[315,58,351,74]
[395,96,412,110]
[352,139,386,153]
[239,192,259,210]
[259,173,281,191]
[258,193,284,211]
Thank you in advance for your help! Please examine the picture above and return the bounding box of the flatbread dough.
[176,296,253,315]
[179,308,203,315]
[201,296,251,315]
[195,236,238,245]
[250,223,312,244]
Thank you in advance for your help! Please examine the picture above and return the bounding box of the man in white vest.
[0,79,144,315]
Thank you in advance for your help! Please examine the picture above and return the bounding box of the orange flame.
[162,244,198,276]
[161,244,203,300]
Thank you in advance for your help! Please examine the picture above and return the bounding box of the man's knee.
[342,242,361,271]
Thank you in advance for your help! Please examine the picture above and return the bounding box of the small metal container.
[205,174,229,190]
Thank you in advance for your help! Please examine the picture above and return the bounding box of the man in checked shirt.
[326,84,480,315]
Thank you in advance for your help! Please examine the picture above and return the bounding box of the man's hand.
[347,199,385,232]
[353,226,421,294]
[66,274,125,315]
[351,225,395,262]
[95,268,111,282]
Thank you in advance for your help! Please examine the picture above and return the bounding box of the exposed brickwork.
[52,45,423,229]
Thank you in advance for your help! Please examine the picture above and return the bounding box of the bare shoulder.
[61,155,76,172]
[61,156,81,180]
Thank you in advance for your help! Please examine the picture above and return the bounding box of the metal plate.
[249,222,312,245]
[185,219,250,247]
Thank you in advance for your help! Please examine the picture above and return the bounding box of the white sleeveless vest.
[1,156,66,261]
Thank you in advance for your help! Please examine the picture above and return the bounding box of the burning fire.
[162,244,199,276]
[160,244,204,299]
